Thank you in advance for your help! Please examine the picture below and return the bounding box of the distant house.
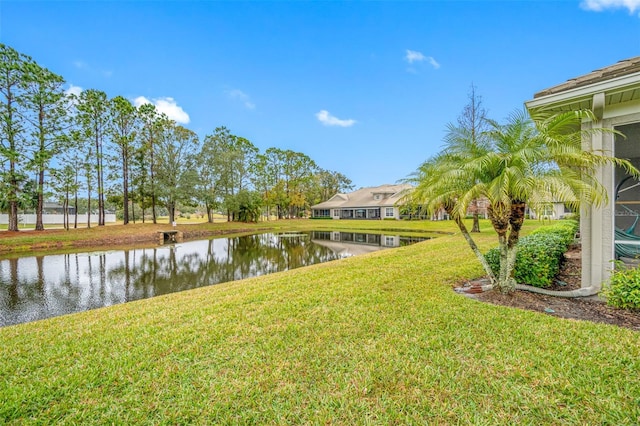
[311,184,412,220]
[527,202,574,220]
[42,202,75,215]
[410,197,490,221]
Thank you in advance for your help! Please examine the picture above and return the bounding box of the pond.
[0,231,431,327]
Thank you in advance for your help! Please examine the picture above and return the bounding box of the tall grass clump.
[485,220,578,288]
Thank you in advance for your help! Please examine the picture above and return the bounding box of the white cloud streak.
[580,0,640,13]
[405,50,440,70]
[405,50,426,64]
[315,110,356,127]
[227,89,256,110]
[134,96,190,124]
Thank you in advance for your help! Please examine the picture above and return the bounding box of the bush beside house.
[485,221,578,288]
[605,264,640,310]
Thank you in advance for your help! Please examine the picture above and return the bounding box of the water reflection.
[0,231,429,326]
[310,231,428,256]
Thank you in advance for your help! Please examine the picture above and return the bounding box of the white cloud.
[405,50,426,64]
[133,96,150,106]
[226,89,256,110]
[315,110,356,127]
[133,96,152,107]
[65,84,83,97]
[63,84,83,108]
[580,0,640,13]
[134,96,190,124]
[405,50,440,70]
[73,60,88,69]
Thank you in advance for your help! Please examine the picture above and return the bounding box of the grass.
[1,220,639,424]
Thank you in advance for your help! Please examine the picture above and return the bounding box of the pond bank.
[0,219,452,257]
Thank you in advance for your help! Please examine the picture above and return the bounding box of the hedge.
[485,220,578,288]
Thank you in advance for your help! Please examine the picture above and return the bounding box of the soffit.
[526,57,640,113]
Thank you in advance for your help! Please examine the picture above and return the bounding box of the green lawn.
[1,221,639,424]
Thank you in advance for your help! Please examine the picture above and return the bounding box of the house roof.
[43,202,64,209]
[311,184,413,209]
[525,56,640,114]
[534,57,640,98]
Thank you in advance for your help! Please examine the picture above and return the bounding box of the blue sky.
[1,0,639,189]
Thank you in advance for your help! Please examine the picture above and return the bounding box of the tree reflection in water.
[0,231,429,326]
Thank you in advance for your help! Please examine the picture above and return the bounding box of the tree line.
[0,44,353,231]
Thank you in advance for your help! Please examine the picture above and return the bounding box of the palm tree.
[410,109,637,293]
[406,151,498,285]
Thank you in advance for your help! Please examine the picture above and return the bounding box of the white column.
[586,92,614,290]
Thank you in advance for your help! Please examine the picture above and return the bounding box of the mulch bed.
[464,245,640,331]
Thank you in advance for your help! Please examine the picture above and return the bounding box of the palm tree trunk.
[507,201,526,249]
[497,200,527,293]
[488,204,517,293]
[497,234,509,289]
[455,216,497,285]
[445,203,496,285]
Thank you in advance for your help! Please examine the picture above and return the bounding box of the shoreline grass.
[1,221,639,424]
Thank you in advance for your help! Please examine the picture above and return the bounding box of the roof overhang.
[525,71,640,117]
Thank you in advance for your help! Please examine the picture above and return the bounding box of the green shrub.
[529,220,577,244]
[604,263,640,310]
[485,221,578,288]
[310,216,333,220]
